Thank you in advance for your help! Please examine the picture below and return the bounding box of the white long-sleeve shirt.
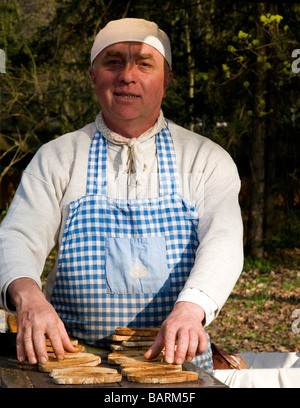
[0,115,243,326]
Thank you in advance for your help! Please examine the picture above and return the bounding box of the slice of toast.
[52,372,122,385]
[45,338,78,346]
[108,352,164,365]
[49,366,118,377]
[127,370,199,384]
[119,361,181,369]
[108,349,153,357]
[121,364,182,375]
[120,340,154,347]
[46,344,85,355]
[47,351,88,359]
[50,366,121,385]
[38,353,101,372]
[110,344,149,351]
[114,327,160,337]
[7,314,17,333]
[111,334,157,341]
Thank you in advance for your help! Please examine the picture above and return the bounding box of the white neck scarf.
[95,110,165,188]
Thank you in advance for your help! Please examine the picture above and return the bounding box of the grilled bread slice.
[120,340,154,348]
[110,343,149,351]
[127,370,198,384]
[111,334,157,341]
[50,366,122,385]
[108,351,164,365]
[45,338,78,346]
[49,366,117,377]
[38,353,101,372]
[119,361,181,369]
[52,372,122,385]
[121,363,182,376]
[46,344,85,355]
[114,327,160,337]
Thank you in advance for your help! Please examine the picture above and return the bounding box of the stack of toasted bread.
[37,329,199,385]
[39,338,121,385]
[108,327,199,384]
[108,326,162,365]
[110,326,160,351]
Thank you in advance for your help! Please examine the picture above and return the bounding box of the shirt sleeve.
[181,142,244,320]
[0,127,92,311]
[0,156,62,311]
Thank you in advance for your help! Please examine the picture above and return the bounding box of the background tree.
[1,0,299,256]
[220,3,299,256]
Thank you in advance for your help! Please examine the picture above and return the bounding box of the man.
[0,18,243,374]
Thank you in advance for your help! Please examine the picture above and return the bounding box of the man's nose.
[118,63,137,84]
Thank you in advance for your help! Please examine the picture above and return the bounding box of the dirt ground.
[206,249,300,354]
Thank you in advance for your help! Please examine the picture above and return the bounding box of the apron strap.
[86,130,107,196]
[86,124,180,197]
[156,124,180,196]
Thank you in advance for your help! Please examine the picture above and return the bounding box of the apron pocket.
[105,236,170,294]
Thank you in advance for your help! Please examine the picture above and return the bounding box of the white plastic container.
[214,352,300,388]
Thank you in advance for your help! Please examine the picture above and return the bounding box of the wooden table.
[0,333,227,389]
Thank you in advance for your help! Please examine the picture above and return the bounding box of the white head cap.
[90,18,172,68]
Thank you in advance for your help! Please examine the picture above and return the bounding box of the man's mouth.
[114,93,139,99]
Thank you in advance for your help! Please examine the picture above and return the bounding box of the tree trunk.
[264,2,279,242]
[247,3,267,258]
[185,11,195,132]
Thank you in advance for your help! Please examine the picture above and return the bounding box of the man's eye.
[108,59,120,65]
[139,61,152,68]
[103,59,122,66]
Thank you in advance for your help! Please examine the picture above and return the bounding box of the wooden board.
[0,334,226,388]
[0,356,226,388]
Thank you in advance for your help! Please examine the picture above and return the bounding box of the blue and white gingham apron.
[51,123,213,373]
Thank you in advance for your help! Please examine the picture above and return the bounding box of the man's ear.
[88,66,96,85]
[163,68,173,98]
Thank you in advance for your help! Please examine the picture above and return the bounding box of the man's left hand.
[144,301,207,365]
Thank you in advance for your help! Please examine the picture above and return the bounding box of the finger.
[196,329,208,355]
[163,328,177,364]
[45,320,67,359]
[46,320,77,359]
[59,323,77,353]
[185,330,199,362]
[144,332,163,360]
[32,328,48,364]
[16,330,26,363]
[23,326,38,364]
[46,333,65,360]
[173,329,189,365]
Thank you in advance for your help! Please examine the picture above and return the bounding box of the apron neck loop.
[87,130,107,196]
[156,124,180,196]
[87,124,180,197]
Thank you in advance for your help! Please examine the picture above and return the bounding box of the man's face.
[89,42,172,137]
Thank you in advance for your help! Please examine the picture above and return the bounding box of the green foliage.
[243,257,275,275]
[260,13,283,26]
[264,210,300,250]
[0,0,299,253]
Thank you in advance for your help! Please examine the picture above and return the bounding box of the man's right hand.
[7,278,76,364]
